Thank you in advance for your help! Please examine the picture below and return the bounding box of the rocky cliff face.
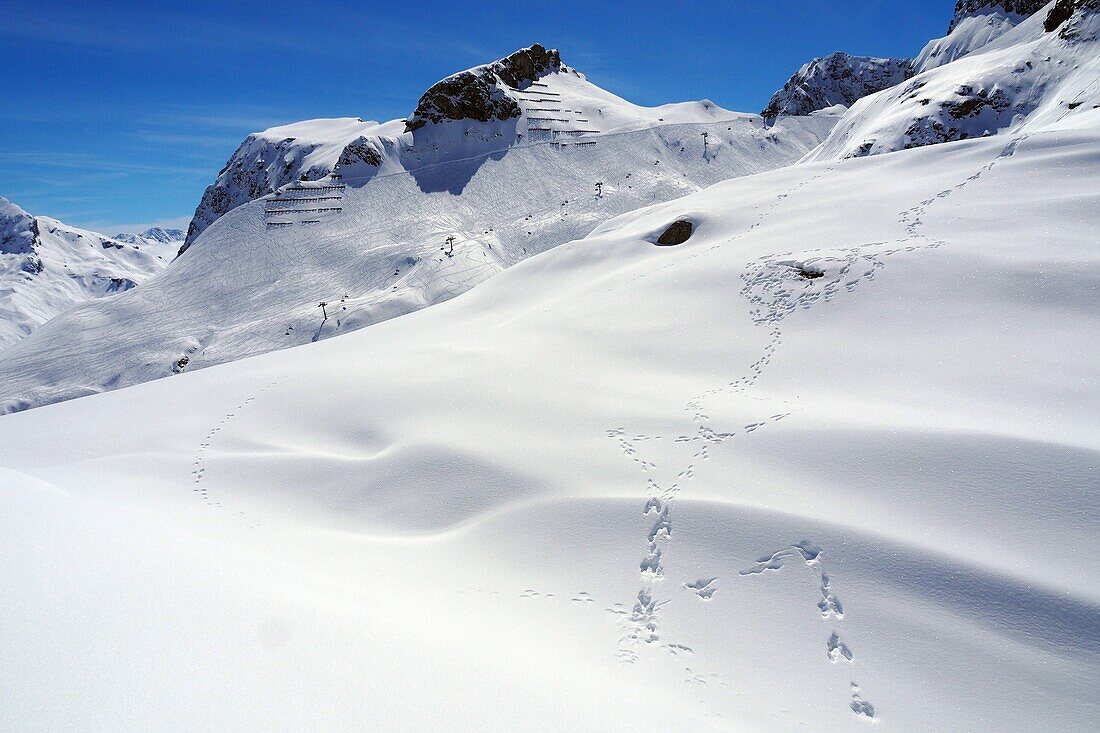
[180,118,392,254]
[405,44,562,131]
[761,52,913,118]
[0,197,37,258]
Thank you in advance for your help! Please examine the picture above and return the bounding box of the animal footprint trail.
[603,138,1026,716]
[189,381,277,521]
[684,578,719,600]
[741,542,869,716]
[609,172,840,665]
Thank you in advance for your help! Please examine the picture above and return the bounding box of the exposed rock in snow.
[405,44,563,131]
[655,220,693,245]
[762,52,913,118]
[0,198,167,349]
[807,2,1100,160]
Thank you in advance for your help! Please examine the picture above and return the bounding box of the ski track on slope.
[605,137,1025,719]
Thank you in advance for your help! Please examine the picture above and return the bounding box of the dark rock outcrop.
[337,137,384,168]
[656,220,693,246]
[762,52,913,118]
[180,134,333,255]
[405,44,562,132]
[1046,0,1100,37]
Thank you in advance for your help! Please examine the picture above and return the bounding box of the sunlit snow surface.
[2,127,1097,730]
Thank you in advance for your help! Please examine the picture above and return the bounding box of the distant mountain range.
[0,198,172,349]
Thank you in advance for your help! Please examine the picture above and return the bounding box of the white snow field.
[2,122,1097,730]
[0,48,835,414]
[0,198,168,349]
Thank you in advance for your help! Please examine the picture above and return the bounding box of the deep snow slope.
[0,197,166,349]
[915,0,1049,71]
[808,0,1100,160]
[0,50,836,413]
[2,124,1097,730]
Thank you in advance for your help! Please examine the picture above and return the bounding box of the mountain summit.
[405,44,564,131]
[948,0,1049,31]
[182,43,813,253]
[761,52,913,118]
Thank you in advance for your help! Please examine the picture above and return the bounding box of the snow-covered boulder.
[762,52,913,118]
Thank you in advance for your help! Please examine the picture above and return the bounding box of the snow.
[1,119,1098,729]
[916,10,1028,71]
[183,48,773,252]
[0,197,167,349]
[112,226,186,261]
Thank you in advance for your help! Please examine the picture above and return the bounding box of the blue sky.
[0,0,950,234]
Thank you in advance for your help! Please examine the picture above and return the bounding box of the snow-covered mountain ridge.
[761,53,914,118]
[0,197,167,349]
[949,0,1049,31]
[0,47,837,414]
[808,0,1100,160]
[183,44,756,252]
[764,0,1065,120]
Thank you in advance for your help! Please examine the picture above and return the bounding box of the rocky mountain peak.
[405,44,563,132]
[114,227,186,245]
[1,197,35,252]
[761,52,913,118]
